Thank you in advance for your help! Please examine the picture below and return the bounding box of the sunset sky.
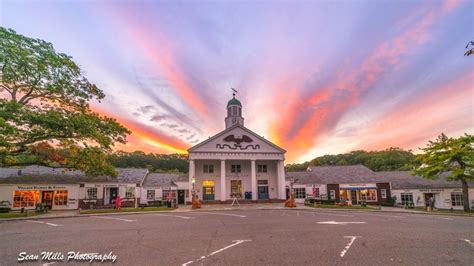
[1,0,473,163]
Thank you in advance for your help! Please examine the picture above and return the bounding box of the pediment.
[188,125,285,154]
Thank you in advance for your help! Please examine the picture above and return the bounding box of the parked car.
[0,201,11,213]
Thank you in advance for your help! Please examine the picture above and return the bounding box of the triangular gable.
[188,124,286,154]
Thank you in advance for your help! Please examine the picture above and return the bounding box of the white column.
[277,160,286,199]
[220,160,226,202]
[189,159,195,202]
[251,160,257,201]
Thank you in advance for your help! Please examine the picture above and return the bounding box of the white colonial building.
[187,95,286,202]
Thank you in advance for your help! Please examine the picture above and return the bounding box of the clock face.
[232,118,237,123]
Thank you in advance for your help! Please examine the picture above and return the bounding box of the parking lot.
[0,209,473,265]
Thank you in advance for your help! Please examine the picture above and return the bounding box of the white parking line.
[26,220,62,227]
[194,212,247,218]
[94,216,136,222]
[461,239,474,247]
[318,221,366,225]
[298,211,354,217]
[152,214,195,219]
[340,236,359,258]
[182,240,251,265]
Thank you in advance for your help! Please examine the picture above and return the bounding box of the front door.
[42,191,53,209]
[258,186,269,199]
[424,193,434,207]
[177,190,185,204]
[109,188,118,204]
[350,190,357,204]
[202,187,215,201]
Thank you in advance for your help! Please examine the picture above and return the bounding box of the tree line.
[285,148,417,172]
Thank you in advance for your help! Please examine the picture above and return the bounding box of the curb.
[1,206,471,222]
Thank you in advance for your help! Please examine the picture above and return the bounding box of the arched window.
[227,107,231,116]
[238,107,241,116]
[232,106,237,116]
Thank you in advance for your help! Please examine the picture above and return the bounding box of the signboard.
[419,189,444,192]
[202,180,215,186]
[339,183,377,189]
[17,185,67,190]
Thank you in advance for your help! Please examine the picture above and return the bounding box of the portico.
[187,94,286,202]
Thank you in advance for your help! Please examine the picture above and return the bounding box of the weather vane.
[231,88,238,97]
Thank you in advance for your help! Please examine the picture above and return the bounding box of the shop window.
[312,187,320,198]
[162,190,176,199]
[257,165,267,173]
[54,190,68,206]
[381,189,387,199]
[147,190,155,200]
[231,180,242,198]
[125,187,135,199]
[203,164,214,173]
[451,192,463,206]
[401,193,414,205]
[13,191,40,208]
[294,188,306,199]
[231,164,241,173]
[359,189,377,201]
[86,188,98,200]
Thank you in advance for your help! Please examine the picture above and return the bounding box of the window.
[451,192,463,206]
[294,188,306,199]
[54,190,68,206]
[13,191,40,208]
[401,193,414,205]
[329,190,336,200]
[231,180,242,197]
[125,187,135,199]
[203,164,214,173]
[381,189,387,199]
[312,187,320,198]
[257,165,267,173]
[227,107,231,117]
[86,188,98,200]
[147,190,155,200]
[359,189,377,201]
[162,190,176,199]
[231,164,241,173]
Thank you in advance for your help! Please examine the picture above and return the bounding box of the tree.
[0,27,130,176]
[465,41,474,56]
[414,133,473,212]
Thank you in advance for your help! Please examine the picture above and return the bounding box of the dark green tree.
[414,133,473,212]
[0,27,130,176]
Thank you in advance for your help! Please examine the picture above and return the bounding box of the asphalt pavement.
[0,208,473,265]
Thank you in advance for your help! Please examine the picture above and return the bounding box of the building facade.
[383,171,474,210]
[187,95,286,202]
[286,165,392,205]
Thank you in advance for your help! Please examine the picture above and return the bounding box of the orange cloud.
[91,105,188,154]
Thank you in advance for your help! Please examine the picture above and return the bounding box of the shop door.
[42,191,53,209]
[424,193,434,207]
[202,187,215,201]
[109,188,118,204]
[258,186,269,199]
[177,190,185,204]
[350,190,357,204]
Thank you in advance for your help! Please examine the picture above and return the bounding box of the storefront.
[78,183,141,209]
[0,184,79,210]
[286,165,392,205]
[339,183,379,205]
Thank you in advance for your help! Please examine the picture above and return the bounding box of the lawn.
[0,211,40,219]
[305,203,378,210]
[79,206,170,214]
